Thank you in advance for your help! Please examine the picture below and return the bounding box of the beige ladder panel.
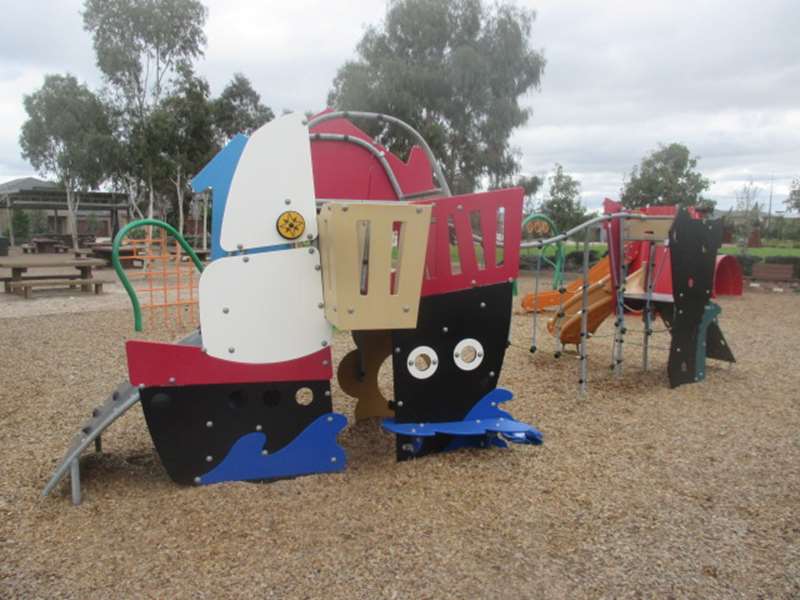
[318,201,431,330]
[623,218,673,241]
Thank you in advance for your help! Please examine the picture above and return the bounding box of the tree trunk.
[202,191,208,250]
[65,186,79,251]
[174,165,185,236]
[147,174,155,219]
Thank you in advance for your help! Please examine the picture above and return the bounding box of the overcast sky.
[0,0,797,211]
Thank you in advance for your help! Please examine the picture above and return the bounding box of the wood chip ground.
[1,282,798,598]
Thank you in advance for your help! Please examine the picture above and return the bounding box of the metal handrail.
[307,110,452,197]
[520,213,674,248]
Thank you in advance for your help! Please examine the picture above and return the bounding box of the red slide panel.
[126,341,333,388]
[418,188,523,297]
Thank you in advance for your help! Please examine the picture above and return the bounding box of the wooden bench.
[1,274,85,293]
[21,243,36,254]
[752,263,795,282]
[7,278,104,299]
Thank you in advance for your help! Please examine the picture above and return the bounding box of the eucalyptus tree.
[328,0,545,194]
[83,0,208,217]
[20,74,114,250]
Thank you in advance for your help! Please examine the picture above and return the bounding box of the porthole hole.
[295,387,314,406]
[228,389,246,410]
[262,389,280,408]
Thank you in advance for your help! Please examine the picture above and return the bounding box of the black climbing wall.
[141,380,331,485]
[390,282,512,460]
[666,209,734,388]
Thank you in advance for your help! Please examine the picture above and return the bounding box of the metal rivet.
[470,279,477,287]
[416,207,423,214]
[342,206,349,212]
[397,401,404,407]
[237,244,243,250]
[442,326,448,333]
[243,256,250,263]
[205,455,213,462]
[284,198,291,205]
[408,360,414,366]
[347,308,355,314]
[256,424,262,431]
[201,347,207,354]
[330,456,337,463]
[315,265,321,271]
[228,347,235,354]
[307,233,314,240]
[194,476,201,484]
[457,204,463,210]
[261,449,269,456]
[222,307,229,314]
[480,302,486,308]
[327,416,333,422]
[324,390,331,397]
[308,247,315,254]
[321,340,328,347]
[318,302,324,309]
[402,306,410,313]
[454,352,460,358]
[138,383,145,390]
[168,376,176,384]
[507,277,514,283]
[394,347,401,354]
[489,371,496,377]
[322,359,329,366]
[206,421,214,428]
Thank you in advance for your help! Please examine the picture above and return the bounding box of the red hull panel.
[126,341,333,387]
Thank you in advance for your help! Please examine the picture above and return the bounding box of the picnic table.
[0,256,107,299]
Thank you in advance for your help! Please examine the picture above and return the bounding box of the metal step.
[42,381,141,505]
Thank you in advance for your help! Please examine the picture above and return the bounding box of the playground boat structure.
[43,110,542,504]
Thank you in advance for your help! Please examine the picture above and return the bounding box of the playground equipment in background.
[43,111,542,504]
[523,202,736,392]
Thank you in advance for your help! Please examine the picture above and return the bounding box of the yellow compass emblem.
[276,210,306,240]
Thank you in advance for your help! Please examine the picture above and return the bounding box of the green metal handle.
[112,219,205,331]
[521,213,565,290]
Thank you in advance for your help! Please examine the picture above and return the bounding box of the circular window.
[295,387,314,406]
[406,346,439,380]
[453,338,484,371]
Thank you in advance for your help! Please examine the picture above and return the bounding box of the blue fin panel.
[191,134,248,261]
[199,413,347,485]
[382,388,542,446]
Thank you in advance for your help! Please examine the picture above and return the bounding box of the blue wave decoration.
[382,388,543,446]
[199,413,347,485]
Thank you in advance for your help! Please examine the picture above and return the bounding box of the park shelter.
[0,177,128,245]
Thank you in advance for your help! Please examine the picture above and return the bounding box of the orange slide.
[546,274,615,345]
[521,256,611,312]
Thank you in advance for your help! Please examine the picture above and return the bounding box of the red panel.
[309,110,435,200]
[418,188,523,296]
[126,341,333,387]
[713,254,743,296]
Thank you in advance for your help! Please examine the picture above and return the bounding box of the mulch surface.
[1,290,798,598]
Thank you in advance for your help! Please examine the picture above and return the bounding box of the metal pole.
[613,217,627,376]
[530,247,543,353]
[5,196,14,246]
[70,459,81,506]
[642,243,656,371]
[202,191,209,251]
[579,226,591,394]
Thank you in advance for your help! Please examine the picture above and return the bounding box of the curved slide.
[521,256,611,312]
[546,274,616,345]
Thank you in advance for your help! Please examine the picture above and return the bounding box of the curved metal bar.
[522,213,565,289]
[520,213,674,249]
[112,218,205,332]
[307,110,452,197]
[309,132,404,199]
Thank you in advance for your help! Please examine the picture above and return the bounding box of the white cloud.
[0,0,797,212]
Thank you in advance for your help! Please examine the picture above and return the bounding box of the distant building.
[0,177,128,244]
